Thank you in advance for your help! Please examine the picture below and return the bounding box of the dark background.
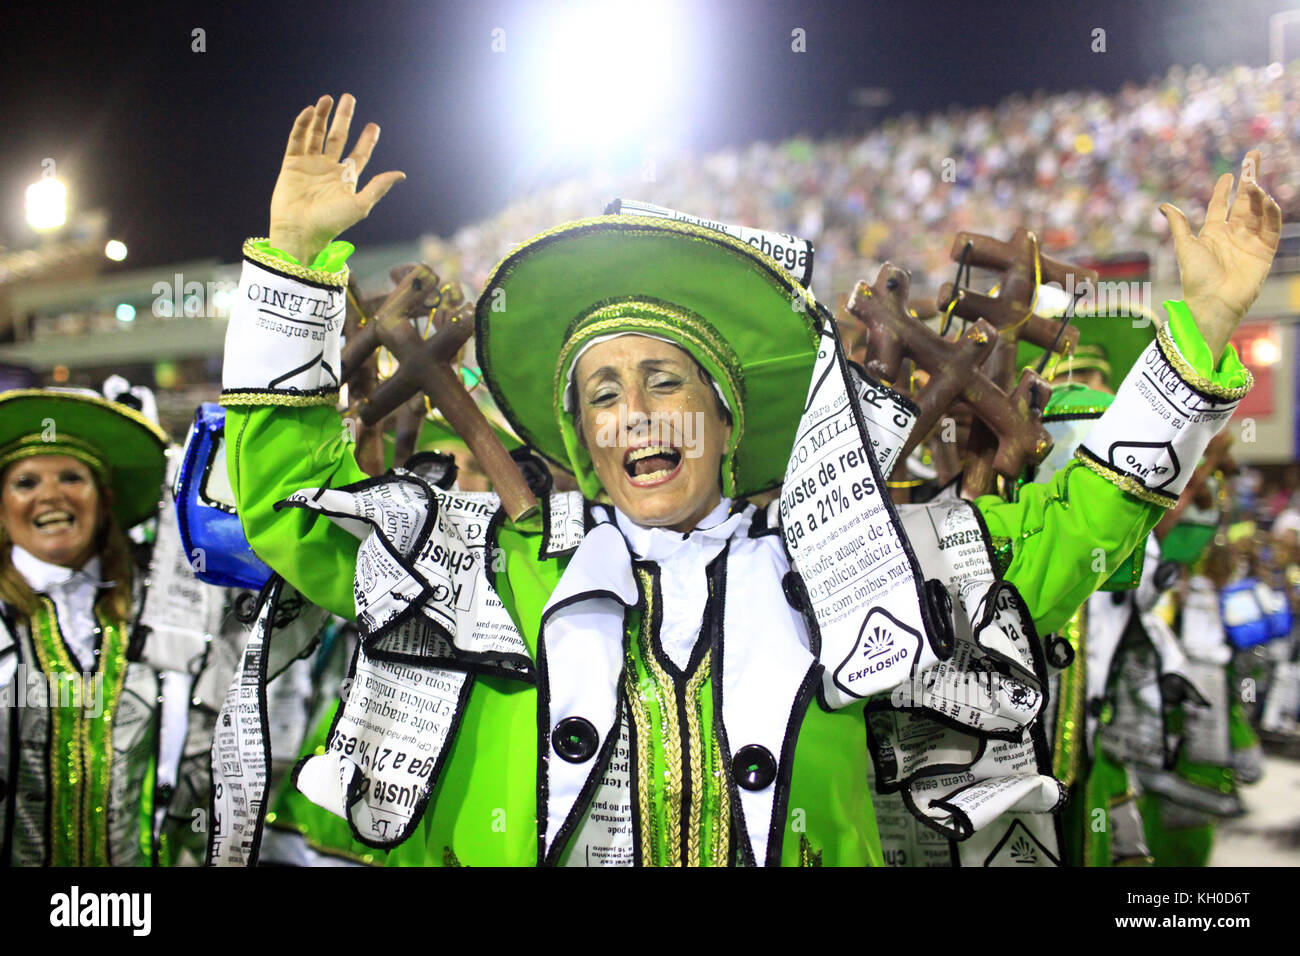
[2,0,1295,268]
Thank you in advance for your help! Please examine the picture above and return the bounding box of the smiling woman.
[215,95,1278,868]
[0,388,167,867]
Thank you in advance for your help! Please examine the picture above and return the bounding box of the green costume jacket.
[221,242,1247,866]
[0,600,157,866]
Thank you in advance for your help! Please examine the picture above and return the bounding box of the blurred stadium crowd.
[427,61,1299,302]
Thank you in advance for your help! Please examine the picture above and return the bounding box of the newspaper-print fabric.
[607,199,815,288]
[1078,330,1247,508]
[135,450,227,675]
[219,243,347,402]
[781,323,942,709]
[1132,574,1245,817]
[207,578,328,866]
[868,498,1065,867]
[275,477,543,850]
[1089,539,1207,770]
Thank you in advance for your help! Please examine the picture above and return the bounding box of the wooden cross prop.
[845,259,1071,499]
[935,228,1093,495]
[339,264,539,521]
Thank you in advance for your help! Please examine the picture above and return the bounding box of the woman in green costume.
[0,388,168,865]
[217,95,1280,866]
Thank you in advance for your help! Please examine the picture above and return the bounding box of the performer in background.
[0,388,168,865]
[215,94,1280,866]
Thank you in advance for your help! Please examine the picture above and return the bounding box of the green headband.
[554,297,746,499]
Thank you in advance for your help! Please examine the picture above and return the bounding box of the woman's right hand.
[268,94,406,265]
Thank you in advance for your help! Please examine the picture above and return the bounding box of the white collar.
[10,545,111,593]
[612,497,745,561]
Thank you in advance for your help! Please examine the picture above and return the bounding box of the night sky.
[2,0,1295,269]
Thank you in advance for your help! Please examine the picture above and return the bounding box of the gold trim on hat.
[0,437,110,485]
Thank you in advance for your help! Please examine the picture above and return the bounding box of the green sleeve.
[250,238,356,273]
[222,238,366,618]
[224,404,368,619]
[975,300,1249,635]
[976,462,1161,635]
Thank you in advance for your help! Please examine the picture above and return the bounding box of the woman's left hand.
[1160,149,1282,362]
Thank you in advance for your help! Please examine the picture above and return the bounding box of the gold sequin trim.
[243,238,349,289]
[1155,324,1253,401]
[219,389,340,408]
[1073,449,1177,509]
[1042,406,1111,422]
[626,660,657,867]
[799,834,824,866]
[29,598,128,867]
[0,440,109,487]
[636,576,684,868]
[1052,609,1087,788]
[709,720,732,866]
[683,649,710,868]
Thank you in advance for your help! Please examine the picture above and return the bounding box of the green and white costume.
[0,389,168,866]
[212,211,1249,867]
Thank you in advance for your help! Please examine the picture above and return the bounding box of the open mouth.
[623,445,683,487]
[33,510,75,532]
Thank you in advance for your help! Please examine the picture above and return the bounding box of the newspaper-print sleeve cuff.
[1161,299,1253,399]
[220,238,350,406]
[1077,303,1250,508]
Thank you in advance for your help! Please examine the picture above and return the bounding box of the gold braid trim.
[1052,609,1087,787]
[1155,324,1253,401]
[243,238,349,288]
[219,389,340,408]
[0,439,110,487]
[683,649,710,868]
[639,630,683,866]
[710,721,732,866]
[626,662,657,867]
[1072,449,1178,509]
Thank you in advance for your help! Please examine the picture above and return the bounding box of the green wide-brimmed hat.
[475,215,822,499]
[0,388,168,529]
[380,410,523,471]
[1017,297,1158,391]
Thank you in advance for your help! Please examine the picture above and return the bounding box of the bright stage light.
[1250,337,1280,367]
[115,303,136,322]
[532,1,686,159]
[26,178,67,230]
[105,239,128,261]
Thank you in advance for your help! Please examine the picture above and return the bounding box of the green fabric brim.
[475,216,821,498]
[1018,306,1157,390]
[0,390,168,529]
[1041,382,1114,420]
[380,415,522,471]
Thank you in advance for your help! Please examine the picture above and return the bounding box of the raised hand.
[268,94,406,265]
[1160,150,1282,362]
